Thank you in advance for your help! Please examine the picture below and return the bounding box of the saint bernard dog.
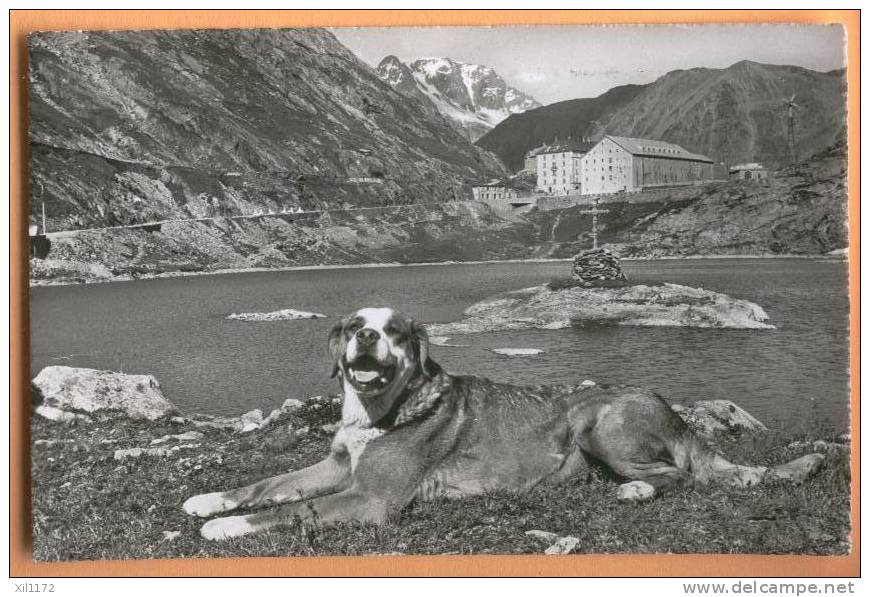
[183,307,824,540]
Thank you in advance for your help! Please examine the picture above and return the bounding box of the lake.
[30,258,851,431]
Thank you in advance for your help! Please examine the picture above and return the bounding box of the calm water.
[30,259,851,430]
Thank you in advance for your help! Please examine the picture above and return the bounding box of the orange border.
[9,9,860,577]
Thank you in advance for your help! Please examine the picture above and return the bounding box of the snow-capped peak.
[376,55,541,141]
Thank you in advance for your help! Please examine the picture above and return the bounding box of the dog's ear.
[410,320,435,379]
[327,318,347,378]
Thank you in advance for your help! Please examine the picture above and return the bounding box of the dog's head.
[328,307,435,400]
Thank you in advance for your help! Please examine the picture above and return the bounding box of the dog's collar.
[372,370,452,430]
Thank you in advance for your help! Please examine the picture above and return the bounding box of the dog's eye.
[384,324,399,336]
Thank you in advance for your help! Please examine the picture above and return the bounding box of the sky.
[331,24,845,105]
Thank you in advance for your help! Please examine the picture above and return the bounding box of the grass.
[30,398,852,561]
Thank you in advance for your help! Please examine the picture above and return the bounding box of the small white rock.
[617,480,656,502]
[240,422,259,434]
[162,530,181,542]
[544,536,580,555]
[320,422,341,434]
[525,530,559,542]
[282,398,304,412]
[580,379,597,387]
[240,409,264,425]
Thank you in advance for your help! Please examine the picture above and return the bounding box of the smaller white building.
[729,162,769,181]
[472,180,517,203]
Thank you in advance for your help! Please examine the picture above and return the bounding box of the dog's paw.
[769,453,825,483]
[616,480,656,502]
[183,492,238,517]
[200,515,256,541]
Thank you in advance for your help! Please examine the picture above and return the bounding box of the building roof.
[537,140,594,155]
[730,162,767,172]
[604,135,714,163]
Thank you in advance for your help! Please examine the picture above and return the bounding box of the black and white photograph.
[26,21,852,561]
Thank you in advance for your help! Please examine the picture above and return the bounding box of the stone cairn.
[571,248,627,286]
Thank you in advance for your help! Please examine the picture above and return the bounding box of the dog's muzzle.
[344,353,398,394]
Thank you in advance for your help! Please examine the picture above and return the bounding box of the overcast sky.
[331,25,845,105]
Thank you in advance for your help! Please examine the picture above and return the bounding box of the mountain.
[377,55,540,141]
[478,61,846,172]
[28,29,506,231]
[475,84,647,170]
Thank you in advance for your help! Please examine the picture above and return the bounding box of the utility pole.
[579,197,609,250]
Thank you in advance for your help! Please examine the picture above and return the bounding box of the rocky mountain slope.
[31,202,538,284]
[28,29,506,231]
[31,143,846,285]
[377,56,540,141]
[478,61,845,172]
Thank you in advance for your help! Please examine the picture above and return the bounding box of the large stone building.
[580,135,714,195]
[536,141,592,195]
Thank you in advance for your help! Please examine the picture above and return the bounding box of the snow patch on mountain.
[377,55,540,141]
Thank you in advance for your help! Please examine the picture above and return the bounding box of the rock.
[260,408,284,428]
[282,398,304,412]
[670,403,686,413]
[571,248,627,286]
[617,480,656,502]
[429,336,469,348]
[34,439,74,447]
[491,348,544,356]
[296,425,310,436]
[150,431,204,445]
[240,409,264,426]
[170,416,189,424]
[226,308,327,322]
[544,536,580,555]
[320,422,341,434]
[161,530,181,542]
[33,366,176,420]
[34,405,92,424]
[240,422,259,434]
[677,400,768,437]
[525,530,559,542]
[114,444,198,460]
[428,283,775,335]
[580,379,597,388]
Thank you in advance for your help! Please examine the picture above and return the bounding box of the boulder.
[428,283,774,335]
[675,400,768,437]
[33,366,176,420]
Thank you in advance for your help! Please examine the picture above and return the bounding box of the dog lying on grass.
[183,307,824,540]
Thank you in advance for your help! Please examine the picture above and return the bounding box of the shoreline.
[29,252,848,289]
